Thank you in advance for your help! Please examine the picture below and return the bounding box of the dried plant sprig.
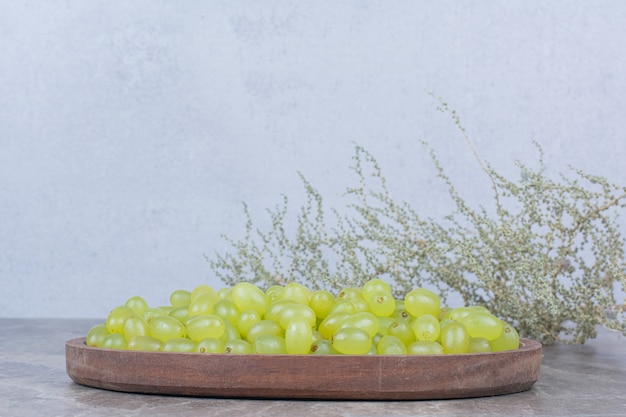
[208,121,626,345]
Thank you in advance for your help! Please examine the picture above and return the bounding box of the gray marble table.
[1,318,625,417]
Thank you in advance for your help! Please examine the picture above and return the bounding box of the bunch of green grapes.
[85,279,520,355]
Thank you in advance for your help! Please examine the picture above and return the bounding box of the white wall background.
[1,1,625,318]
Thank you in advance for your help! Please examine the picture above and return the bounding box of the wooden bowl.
[65,337,541,400]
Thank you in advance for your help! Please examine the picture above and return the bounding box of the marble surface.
[1,319,625,417]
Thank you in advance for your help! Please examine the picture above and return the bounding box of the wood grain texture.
[66,338,541,400]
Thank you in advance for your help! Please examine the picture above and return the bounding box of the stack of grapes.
[86,279,520,355]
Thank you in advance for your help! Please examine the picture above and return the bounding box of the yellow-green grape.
[224,339,253,354]
[440,322,469,354]
[230,282,269,316]
[161,337,197,353]
[169,306,189,324]
[246,320,284,344]
[336,287,364,301]
[86,323,109,347]
[123,315,150,340]
[219,320,241,342]
[141,307,167,324]
[468,337,493,353]
[149,315,186,342]
[101,333,127,350]
[459,312,503,341]
[125,296,149,316]
[311,330,322,344]
[158,306,174,314]
[411,314,440,342]
[212,299,240,324]
[308,290,335,320]
[377,335,407,355]
[327,299,357,316]
[490,321,520,352]
[407,340,444,355]
[339,311,380,338]
[106,305,134,334]
[285,318,313,354]
[196,337,225,354]
[367,345,378,355]
[362,278,392,301]
[387,320,416,346]
[127,335,162,351]
[445,306,475,321]
[188,292,216,317]
[264,299,296,322]
[278,304,316,329]
[310,339,339,355]
[392,308,412,322]
[190,284,217,304]
[332,327,372,355]
[368,291,396,317]
[403,288,440,319]
[169,289,191,308]
[318,312,350,340]
[279,282,312,305]
[376,317,394,336]
[186,314,225,341]
[438,306,452,321]
[253,334,287,354]
[265,285,285,302]
[217,286,231,300]
[236,310,262,339]
[350,297,372,313]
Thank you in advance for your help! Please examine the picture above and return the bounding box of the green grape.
[230,282,269,316]
[392,308,412,322]
[311,330,322,343]
[264,299,296,322]
[101,333,127,350]
[236,309,262,338]
[308,290,335,319]
[407,340,444,355]
[141,307,167,324]
[149,315,186,342]
[310,339,339,355]
[86,323,109,347]
[459,312,503,341]
[377,335,407,355]
[186,314,225,341]
[490,321,520,352]
[468,337,493,353]
[169,289,191,308]
[336,287,364,301]
[327,299,357,316]
[188,292,216,317]
[445,306,475,321]
[362,278,392,301]
[285,318,313,354]
[387,320,416,346]
[339,311,380,338]
[440,322,469,354]
[196,337,225,354]
[265,285,285,302]
[217,286,231,300]
[411,314,440,342]
[350,297,372,313]
[219,319,242,342]
[368,291,396,317]
[106,305,134,334]
[403,288,440,319]
[190,284,217,304]
[246,320,283,343]
[127,335,162,351]
[318,312,350,340]
[123,315,150,340]
[212,299,240,324]
[376,317,394,335]
[161,337,197,353]
[125,296,149,316]
[169,306,190,324]
[331,327,372,355]
[468,305,491,314]
[279,282,312,305]
[366,344,378,355]
[278,304,316,329]
[224,339,253,354]
[253,334,287,354]
[158,306,174,314]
